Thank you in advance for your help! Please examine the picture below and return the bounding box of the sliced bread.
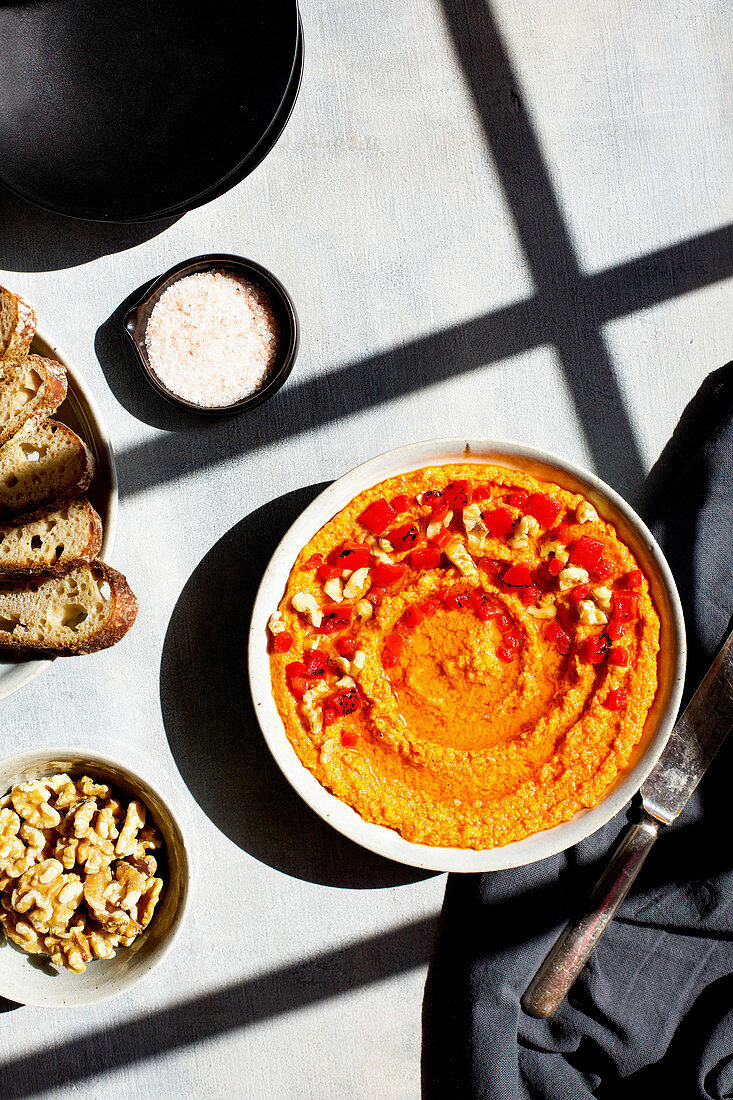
[0,287,36,364]
[0,420,94,519]
[0,498,103,575]
[0,561,137,655]
[0,355,68,450]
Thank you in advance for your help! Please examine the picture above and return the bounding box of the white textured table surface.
[0,0,730,1096]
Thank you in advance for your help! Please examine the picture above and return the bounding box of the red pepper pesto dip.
[268,465,660,850]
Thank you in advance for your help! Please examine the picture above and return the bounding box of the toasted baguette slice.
[0,287,36,365]
[0,498,103,575]
[0,355,67,450]
[0,421,94,519]
[0,562,137,655]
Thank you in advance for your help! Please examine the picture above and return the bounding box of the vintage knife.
[523,626,733,1019]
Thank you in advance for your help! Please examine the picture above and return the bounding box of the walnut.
[115,800,146,858]
[131,876,163,931]
[11,781,61,830]
[11,858,83,936]
[48,774,81,811]
[83,868,140,938]
[0,908,47,955]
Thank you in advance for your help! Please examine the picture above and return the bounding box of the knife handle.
[522,810,660,1019]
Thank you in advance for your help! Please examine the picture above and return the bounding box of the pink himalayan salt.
[145,270,280,407]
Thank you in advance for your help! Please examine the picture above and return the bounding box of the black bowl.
[123,254,299,416]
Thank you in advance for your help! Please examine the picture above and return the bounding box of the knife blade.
[523,625,733,1018]
[641,628,733,824]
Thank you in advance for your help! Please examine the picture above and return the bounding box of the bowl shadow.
[160,483,436,889]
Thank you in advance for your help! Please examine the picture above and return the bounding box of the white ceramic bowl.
[0,748,190,1007]
[249,439,686,873]
[0,329,118,701]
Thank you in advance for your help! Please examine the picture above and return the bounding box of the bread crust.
[0,497,103,575]
[0,356,67,450]
[0,289,36,364]
[0,561,138,655]
[0,420,95,519]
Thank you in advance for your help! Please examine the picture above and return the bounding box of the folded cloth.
[423,367,733,1100]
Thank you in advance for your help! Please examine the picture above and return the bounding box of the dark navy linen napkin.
[423,366,733,1100]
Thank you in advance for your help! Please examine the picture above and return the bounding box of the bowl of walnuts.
[0,748,190,1007]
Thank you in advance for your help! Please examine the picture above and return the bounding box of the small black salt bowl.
[123,253,299,416]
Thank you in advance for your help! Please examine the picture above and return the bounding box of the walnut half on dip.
[268,463,661,851]
[0,774,164,972]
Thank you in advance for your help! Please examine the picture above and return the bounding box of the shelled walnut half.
[0,774,165,973]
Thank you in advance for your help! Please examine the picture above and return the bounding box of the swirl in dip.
[268,464,660,850]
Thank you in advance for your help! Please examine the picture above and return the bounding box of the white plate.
[248,439,686,873]
[0,329,118,701]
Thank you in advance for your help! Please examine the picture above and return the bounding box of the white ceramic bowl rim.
[0,746,191,1007]
[248,438,686,873]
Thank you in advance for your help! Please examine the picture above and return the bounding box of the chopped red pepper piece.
[613,591,638,621]
[472,483,492,502]
[286,660,307,677]
[340,729,359,747]
[323,706,337,727]
[421,596,441,616]
[569,583,591,605]
[400,605,425,629]
[508,489,530,509]
[468,592,500,621]
[272,632,294,653]
[303,651,329,678]
[422,490,443,506]
[609,648,629,666]
[552,521,575,544]
[336,636,359,659]
[496,645,514,663]
[569,536,605,571]
[365,585,385,609]
[604,688,629,711]
[579,633,610,664]
[520,584,541,607]
[289,676,311,698]
[317,605,353,634]
[318,563,341,581]
[626,569,643,589]
[388,523,420,552]
[502,563,533,587]
[484,507,514,539]
[503,628,522,651]
[441,591,470,611]
[390,494,410,513]
[432,528,451,548]
[384,632,404,653]
[443,480,470,509]
[372,561,407,586]
[527,494,562,527]
[607,616,628,641]
[305,554,323,569]
[334,544,371,571]
[431,500,450,524]
[381,648,399,669]
[544,621,571,655]
[478,558,505,580]
[328,687,361,715]
[496,612,511,632]
[359,498,396,534]
[593,557,615,581]
[410,546,442,571]
[547,557,564,577]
